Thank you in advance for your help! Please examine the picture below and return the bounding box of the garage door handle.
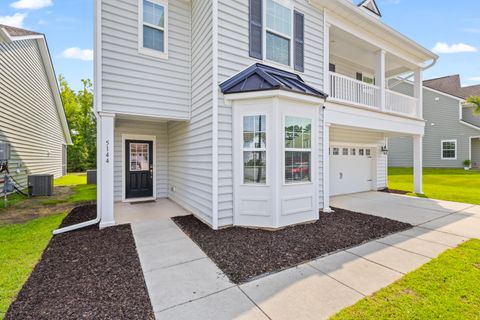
[339,173,343,180]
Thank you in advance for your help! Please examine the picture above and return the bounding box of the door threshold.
[123,197,156,203]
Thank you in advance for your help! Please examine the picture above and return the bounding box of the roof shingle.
[424,74,480,99]
[0,24,42,38]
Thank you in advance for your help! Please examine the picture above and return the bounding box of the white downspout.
[53,112,102,235]
[54,0,103,235]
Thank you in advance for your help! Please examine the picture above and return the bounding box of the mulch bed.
[379,188,409,195]
[173,208,412,284]
[5,205,154,320]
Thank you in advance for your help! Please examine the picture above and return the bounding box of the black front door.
[125,140,153,199]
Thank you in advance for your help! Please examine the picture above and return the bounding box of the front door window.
[130,143,150,171]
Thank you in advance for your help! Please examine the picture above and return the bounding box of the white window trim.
[283,115,313,185]
[138,0,169,59]
[263,0,294,68]
[441,139,457,160]
[242,114,268,186]
[121,134,157,203]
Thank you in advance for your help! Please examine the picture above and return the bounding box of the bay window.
[139,0,168,58]
[284,116,312,183]
[243,115,267,184]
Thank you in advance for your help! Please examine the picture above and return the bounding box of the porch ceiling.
[330,26,416,77]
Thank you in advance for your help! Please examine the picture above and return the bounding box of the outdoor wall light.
[381,146,389,155]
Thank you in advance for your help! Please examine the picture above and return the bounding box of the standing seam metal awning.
[219,63,328,99]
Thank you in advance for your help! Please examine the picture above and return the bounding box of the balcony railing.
[329,72,419,118]
[385,89,418,117]
[329,72,379,109]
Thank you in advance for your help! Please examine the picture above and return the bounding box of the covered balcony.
[325,25,424,119]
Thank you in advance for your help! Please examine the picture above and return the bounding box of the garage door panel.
[330,146,374,196]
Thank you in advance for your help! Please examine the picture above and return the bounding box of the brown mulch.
[379,188,409,195]
[5,205,155,320]
[173,208,412,284]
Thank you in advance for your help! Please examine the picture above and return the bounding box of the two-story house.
[388,75,480,169]
[93,0,437,230]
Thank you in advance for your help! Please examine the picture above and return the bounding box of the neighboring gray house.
[0,25,72,190]
[92,0,438,231]
[389,75,480,168]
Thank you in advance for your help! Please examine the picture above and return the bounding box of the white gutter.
[389,57,438,90]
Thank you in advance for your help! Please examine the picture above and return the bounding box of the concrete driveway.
[115,192,480,320]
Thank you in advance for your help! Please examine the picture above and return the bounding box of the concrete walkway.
[115,193,480,320]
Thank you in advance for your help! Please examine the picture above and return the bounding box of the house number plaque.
[105,139,110,163]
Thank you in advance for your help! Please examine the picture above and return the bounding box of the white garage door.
[330,146,374,196]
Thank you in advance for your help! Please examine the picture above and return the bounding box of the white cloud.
[60,47,93,61]
[10,0,52,10]
[468,77,480,82]
[0,13,27,28]
[431,42,478,54]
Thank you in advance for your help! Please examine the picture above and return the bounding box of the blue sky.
[0,0,479,90]
[0,0,93,90]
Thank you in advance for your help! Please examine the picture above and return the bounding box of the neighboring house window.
[285,116,312,183]
[441,140,457,160]
[139,0,168,58]
[243,115,267,184]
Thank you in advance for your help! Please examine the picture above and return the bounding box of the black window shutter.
[356,72,363,81]
[249,0,263,60]
[293,10,305,72]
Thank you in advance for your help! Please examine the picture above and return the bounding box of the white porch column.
[323,121,333,213]
[98,112,115,228]
[413,134,423,194]
[323,21,331,95]
[414,68,423,119]
[375,49,386,111]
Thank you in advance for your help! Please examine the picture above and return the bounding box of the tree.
[465,96,480,116]
[59,76,96,172]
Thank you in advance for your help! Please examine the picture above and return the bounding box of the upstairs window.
[441,140,457,160]
[266,0,292,66]
[139,0,168,58]
[249,0,304,70]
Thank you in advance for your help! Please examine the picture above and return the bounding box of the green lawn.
[0,213,66,319]
[331,239,480,320]
[1,173,96,211]
[0,173,95,319]
[388,167,480,205]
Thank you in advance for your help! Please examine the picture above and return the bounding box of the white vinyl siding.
[217,0,325,227]
[101,0,190,119]
[167,0,214,226]
[0,39,67,190]
[113,119,168,201]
